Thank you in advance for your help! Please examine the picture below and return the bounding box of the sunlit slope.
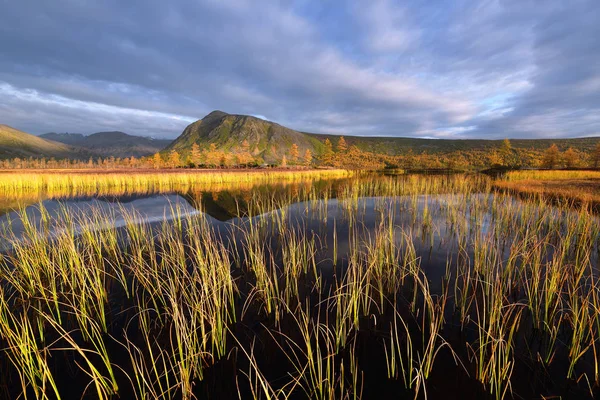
[165,111,324,163]
[0,124,80,160]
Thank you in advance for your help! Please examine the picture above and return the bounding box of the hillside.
[166,111,600,165]
[0,125,84,160]
[41,131,172,158]
[306,134,600,155]
[165,111,323,163]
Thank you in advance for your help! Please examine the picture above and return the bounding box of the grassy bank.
[495,170,600,206]
[0,168,354,196]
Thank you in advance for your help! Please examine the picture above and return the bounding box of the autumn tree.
[290,143,299,164]
[487,151,503,168]
[542,144,560,169]
[345,145,362,169]
[231,139,255,166]
[303,149,313,166]
[500,138,517,167]
[563,147,578,168]
[281,154,287,167]
[236,150,254,166]
[206,143,219,167]
[191,143,202,166]
[336,136,348,153]
[220,153,232,168]
[169,150,182,168]
[152,153,162,169]
[321,138,334,166]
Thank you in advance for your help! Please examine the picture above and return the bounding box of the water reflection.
[0,174,485,254]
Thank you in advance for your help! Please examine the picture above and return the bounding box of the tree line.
[2,138,600,171]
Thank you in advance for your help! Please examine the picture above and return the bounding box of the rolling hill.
[0,124,85,160]
[164,111,323,163]
[306,133,600,155]
[166,111,600,163]
[41,131,172,158]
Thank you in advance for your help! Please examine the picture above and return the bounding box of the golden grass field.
[0,168,353,196]
[495,170,600,206]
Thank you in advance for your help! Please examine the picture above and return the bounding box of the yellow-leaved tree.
[303,149,312,167]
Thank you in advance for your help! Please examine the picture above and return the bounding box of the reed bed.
[504,170,600,181]
[0,169,353,196]
[0,173,599,399]
[0,169,354,218]
[495,170,600,207]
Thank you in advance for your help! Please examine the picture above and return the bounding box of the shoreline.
[0,167,342,175]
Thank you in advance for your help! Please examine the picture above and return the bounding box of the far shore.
[0,167,341,175]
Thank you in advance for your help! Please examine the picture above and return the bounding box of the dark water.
[0,176,488,276]
[1,174,599,399]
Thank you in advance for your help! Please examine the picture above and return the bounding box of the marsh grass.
[0,172,599,399]
[0,169,354,198]
[495,170,600,207]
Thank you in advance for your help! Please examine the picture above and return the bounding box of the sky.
[0,0,598,139]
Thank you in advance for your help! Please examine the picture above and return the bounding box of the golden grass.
[496,170,600,206]
[504,170,600,181]
[1,173,599,399]
[0,169,353,194]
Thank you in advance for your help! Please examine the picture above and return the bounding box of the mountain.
[0,124,84,160]
[167,111,600,164]
[165,111,323,163]
[40,131,172,158]
[38,132,86,146]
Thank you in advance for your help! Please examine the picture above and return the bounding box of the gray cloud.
[0,0,598,139]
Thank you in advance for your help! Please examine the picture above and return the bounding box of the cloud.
[0,82,195,137]
[0,0,598,139]
[353,0,420,53]
[471,0,600,138]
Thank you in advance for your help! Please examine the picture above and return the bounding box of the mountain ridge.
[41,131,172,158]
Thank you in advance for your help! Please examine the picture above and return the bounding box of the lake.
[0,172,598,399]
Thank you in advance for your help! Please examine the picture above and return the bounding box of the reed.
[0,172,599,399]
[0,169,353,196]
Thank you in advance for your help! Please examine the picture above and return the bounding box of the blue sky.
[0,0,598,139]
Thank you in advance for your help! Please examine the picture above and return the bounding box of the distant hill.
[0,125,85,160]
[306,133,600,155]
[41,131,172,158]
[167,111,600,162]
[38,132,87,146]
[165,111,323,163]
